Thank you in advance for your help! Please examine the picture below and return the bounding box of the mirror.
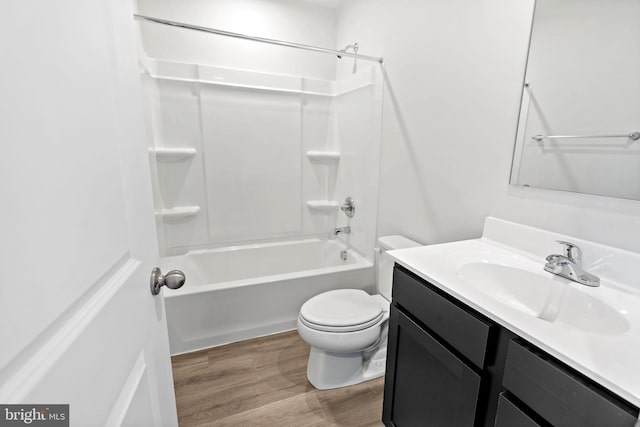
[510,0,640,200]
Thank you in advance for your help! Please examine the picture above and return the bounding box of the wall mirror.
[510,0,640,200]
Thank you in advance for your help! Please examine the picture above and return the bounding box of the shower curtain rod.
[134,14,384,64]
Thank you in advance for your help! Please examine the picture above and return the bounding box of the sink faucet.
[334,226,351,236]
[544,241,600,287]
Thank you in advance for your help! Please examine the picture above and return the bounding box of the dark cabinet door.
[383,305,482,427]
[393,266,493,369]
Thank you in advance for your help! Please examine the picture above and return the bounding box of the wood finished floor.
[171,330,385,427]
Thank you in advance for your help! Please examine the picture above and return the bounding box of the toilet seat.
[299,312,384,333]
[299,289,383,332]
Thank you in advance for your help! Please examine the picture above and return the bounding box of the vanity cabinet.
[382,265,640,427]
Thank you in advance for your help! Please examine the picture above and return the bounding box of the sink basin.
[458,263,551,316]
[457,262,630,335]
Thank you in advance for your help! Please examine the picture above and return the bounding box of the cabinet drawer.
[502,339,638,427]
[392,265,493,368]
[494,392,542,427]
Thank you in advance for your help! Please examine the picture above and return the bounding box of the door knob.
[150,267,186,295]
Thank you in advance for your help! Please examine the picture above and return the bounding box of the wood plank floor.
[171,330,385,426]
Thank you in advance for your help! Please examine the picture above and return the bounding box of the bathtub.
[162,238,375,355]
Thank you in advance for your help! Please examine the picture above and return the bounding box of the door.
[0,1,177,426]
[382,306,482,427]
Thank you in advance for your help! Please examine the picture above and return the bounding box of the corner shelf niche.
[150,147,197,161]
[155,206,201,221]
[306,151,340,163]
[306,200,339,213]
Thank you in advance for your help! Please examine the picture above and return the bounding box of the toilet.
[297,235,421,390]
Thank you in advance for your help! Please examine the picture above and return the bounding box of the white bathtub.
[162,238,374,355]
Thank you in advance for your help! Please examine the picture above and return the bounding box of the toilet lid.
[300,289,383,332]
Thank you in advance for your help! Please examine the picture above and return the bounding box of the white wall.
[336,0,640,254]
[136,0,337,80]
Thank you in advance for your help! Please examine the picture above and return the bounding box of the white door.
[0,1,178,426]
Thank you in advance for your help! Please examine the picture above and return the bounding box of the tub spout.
[334,226,351,235]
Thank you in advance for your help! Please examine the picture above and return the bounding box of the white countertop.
[387,217,640,408]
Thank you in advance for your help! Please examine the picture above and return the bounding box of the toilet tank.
[376,235,421,301]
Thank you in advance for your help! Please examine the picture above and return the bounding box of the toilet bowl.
[297,235,420,390]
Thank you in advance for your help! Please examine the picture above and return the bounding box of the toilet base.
[306,341,387,390]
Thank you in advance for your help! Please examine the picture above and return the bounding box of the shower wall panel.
[154,79,209,249]
[142,60,382,256]
[333,68,383,261]
[302,92,335,235]
[200,85,303,243]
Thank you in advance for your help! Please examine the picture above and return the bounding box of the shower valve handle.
[341,197,355,218]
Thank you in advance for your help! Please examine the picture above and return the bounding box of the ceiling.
[294,0,346,9]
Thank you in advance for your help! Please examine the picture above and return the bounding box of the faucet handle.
[545,254,562,263]
[340,197,355,218]
[545,254,571,265]
[556,240,582,265]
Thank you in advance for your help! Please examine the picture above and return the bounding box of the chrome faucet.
[334,226,351,235]
[544,241,600,287]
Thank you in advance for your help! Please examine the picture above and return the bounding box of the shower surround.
[141,58,383,353]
